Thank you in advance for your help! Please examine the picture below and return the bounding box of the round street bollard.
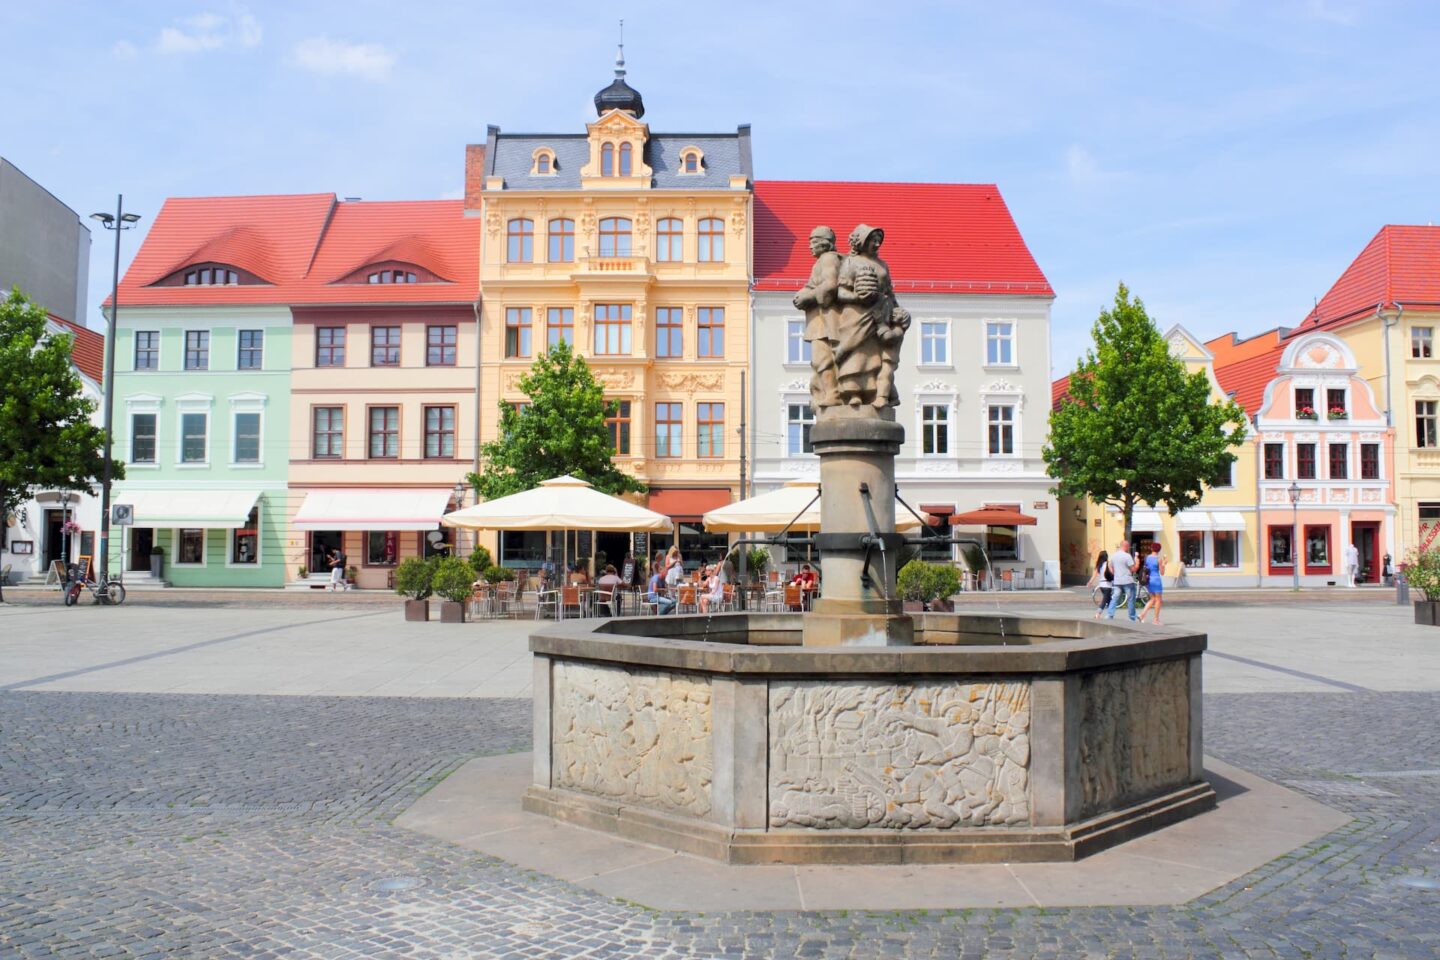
[1396,572,1409,605]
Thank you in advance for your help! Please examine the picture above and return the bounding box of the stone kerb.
[525,614,1213,864]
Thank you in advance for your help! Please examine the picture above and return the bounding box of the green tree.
[469,340,645,500]
[1043,283,1247,541]
[0,288,118,602]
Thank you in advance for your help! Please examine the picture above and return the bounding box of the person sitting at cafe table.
[791,563,818,592]
[568,563,590,586]
[647,553,676,615]
[595,564,625,616]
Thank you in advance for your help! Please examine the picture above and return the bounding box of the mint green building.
[108,305,294,588]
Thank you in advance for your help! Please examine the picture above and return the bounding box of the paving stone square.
[1,596,1438,958]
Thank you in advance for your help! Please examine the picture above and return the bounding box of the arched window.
[697,218,724,262]
[599,218,633,257]
[679,148,703,174]
[507,218,534,263]
[618,142,633,176]
[536,153,551,175]
[656,218,683,262]
[548,218,574,263]
[601,142,615,177]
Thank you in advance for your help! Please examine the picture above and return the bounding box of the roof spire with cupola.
[593,20,644,118]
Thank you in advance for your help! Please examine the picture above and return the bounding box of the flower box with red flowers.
[1296,407,1318,420]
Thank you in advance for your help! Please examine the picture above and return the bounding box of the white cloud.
[292,36,395,81]
[112,39,138,60]
[155,10,261,55]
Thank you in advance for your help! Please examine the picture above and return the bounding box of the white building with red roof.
[751,180,1060,586]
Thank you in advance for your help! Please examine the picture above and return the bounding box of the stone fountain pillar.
[805,417,913,646]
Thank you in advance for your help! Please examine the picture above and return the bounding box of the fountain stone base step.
[527,612,1213,865]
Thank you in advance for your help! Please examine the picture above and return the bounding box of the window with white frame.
[985,321,1015,366]
[1213,531,1240,568]
[176,529,205,565]
[131,413,157,464]
[233,412,261,464]
[920,321,948,365]
[180,413,208,463]
[1418,400,1438,448]
[1413,326,1434,359]
[921,404,949,455]
[987,404,1015,455]
[787,402,815,455]
[786,319,812,365]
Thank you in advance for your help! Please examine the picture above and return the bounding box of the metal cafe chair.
[1023,567,1037,590]
[999,569,1015,591]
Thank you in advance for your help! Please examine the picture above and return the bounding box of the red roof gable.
[1296,225,1440,335]
[48,315,104,382]
[1205,328,1284,368]
[1051,375,1070,411]
[113,194,478,307]
[1214,346,1284,415]
[753,181,1052,296]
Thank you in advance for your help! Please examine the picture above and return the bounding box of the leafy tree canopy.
[468,340,645,501]
[0,288,118,599]
[1043,283,1247,538]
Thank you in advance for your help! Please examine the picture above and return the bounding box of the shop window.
[697,402,724,458]
[366,531,399,566]
[185,330,209,370]
[986,524,1019,561]
[593,304,632,355]
[131,414,157,464]
[507,219,534,263]
[788,403,815,455]
[655,402,682,458]
[177,529,205,565]
[1328,443,1348,480]
[918,520,953,563]
[599,218,632,256]
[1420,503,1440,545]
[1305,525,1331,572]
[422,529,453,560]
[500,530,547,571]
[656,218,683,261]
[1296,443,1316,480]
[605,400,631,455]
[697,218,724,262]
[1361,443,1381,479]
[547,219,574,263]
[922,404,949,455]
[697,307,724,357]
[229,506,259,565]
[1263,442,1285,479]
[786,319,811,364]
[1179,530,1205,568]
[546,308,574,349]
[1269,527,1294,568]
[1213,531,1239,568]
[677,523,729,568]
[237,330,263,370]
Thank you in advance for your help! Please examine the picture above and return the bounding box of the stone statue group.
[793,224,910,417]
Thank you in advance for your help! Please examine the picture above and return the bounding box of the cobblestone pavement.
[2,689,1437,959]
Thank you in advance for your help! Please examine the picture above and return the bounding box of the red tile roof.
[752,181,1053,296]
[1295,225,1440,335]
[112,194,478,307]
[1205,328,1284,368]
[47,315,104,382]
[1051,375,1070,411]
[1214,345,1284,415]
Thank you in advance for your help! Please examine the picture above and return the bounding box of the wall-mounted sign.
[1032,502,1049,510]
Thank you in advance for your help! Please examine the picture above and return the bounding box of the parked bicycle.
[63,564,126,606]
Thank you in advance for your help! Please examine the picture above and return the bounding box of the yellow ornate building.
[466,55,753,570]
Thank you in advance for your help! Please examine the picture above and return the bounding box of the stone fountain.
[522,223,1214,864]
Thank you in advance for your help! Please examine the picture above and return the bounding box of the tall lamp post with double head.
[452,480,468,556]
[90,198,143,589]
[1288,480,1302,591]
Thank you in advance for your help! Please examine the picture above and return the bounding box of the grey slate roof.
[487,127,751,190]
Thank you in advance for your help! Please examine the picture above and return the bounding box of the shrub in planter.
[395,556,435,621]
[432,557,475,622]
[297,565,308,579]
[346,565,358,584]
[1400,547,1440,625]
[466,546,493,577]
[482,565,517,585]
[898,560,961,612]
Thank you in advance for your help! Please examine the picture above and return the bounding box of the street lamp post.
[453,480,468,556]
[1288,481,1301,591]
[89,198,142,590]
[60,490,73,569]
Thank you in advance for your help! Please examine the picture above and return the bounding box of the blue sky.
[3,0,1437,375]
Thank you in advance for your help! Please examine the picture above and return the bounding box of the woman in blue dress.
[1137,541,1165,625]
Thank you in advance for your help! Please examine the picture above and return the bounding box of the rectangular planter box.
[439,600,466,623]
[404,599,429,622]
[1415,601,1438,626]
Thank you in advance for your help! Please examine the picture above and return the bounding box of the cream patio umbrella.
[701,480,926,533]
[441,475,672,574]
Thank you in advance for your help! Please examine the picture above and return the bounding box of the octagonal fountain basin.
[524,613,1213,865]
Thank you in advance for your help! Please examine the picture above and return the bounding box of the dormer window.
[155,262,265,287]
[679,147,703,174]
[368,270,417,284]
[601,142,615,177]
[532,148,557,176]
[335,260,442,285]
[619,142,633,176]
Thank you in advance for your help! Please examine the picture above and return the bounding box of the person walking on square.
[1137,541,1166,625]
[327,547,347,592]
[1089,549,1113,620]
[1344,541,1360,587]
[1105,539,1138,621]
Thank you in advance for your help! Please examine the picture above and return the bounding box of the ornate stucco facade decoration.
[1078,659,1191,817]
[551,660,713,818]
[768,679,1032,829]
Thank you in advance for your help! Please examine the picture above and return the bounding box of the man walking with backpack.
[1106,539,1139,621]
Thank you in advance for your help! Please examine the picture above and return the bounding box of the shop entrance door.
[129,528,154,572]
[1351,521,1380,584]
[44,510,65,568]
[310,531,343,576]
